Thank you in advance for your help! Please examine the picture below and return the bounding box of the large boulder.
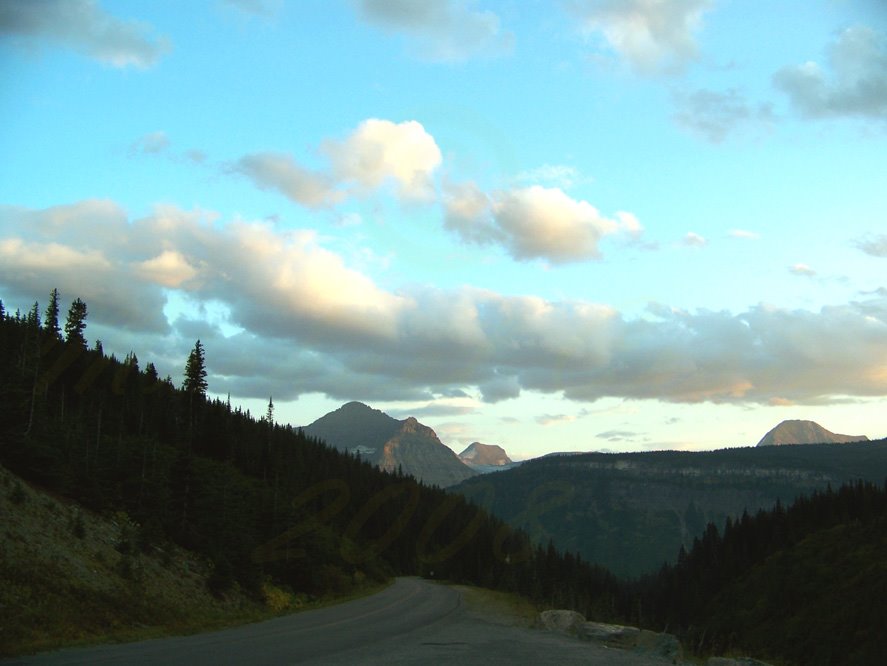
[635,629,683,663]
[535,609,586,635]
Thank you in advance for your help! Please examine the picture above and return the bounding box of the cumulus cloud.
[3,199,887,409]
[323,119,442,201]
[236,119,442,206]
[353,0,513,62]
[570,0,712,75]
[672,88,774,142]
[0,0,170,68]
[774,25,887,120]
[855,234,887,257]
[444,183,641,263]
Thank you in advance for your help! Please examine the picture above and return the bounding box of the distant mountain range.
[302,402,478,488]
[756,419,869,446]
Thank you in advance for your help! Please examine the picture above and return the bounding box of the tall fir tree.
[44,288,61,339]
[182,340,208,398]
[64,298,88,348]
[27,302,40,329]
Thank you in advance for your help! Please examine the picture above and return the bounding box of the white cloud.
[0,0,170,68]
[135,250,199,288]
[729,229,760,240]
[570,0,712,75]
[3,199,887,409]
[323,119,442,201]
[353,0,513,62]
[774,25,887,120]
[236,119,441,206]
[444,183,641,263]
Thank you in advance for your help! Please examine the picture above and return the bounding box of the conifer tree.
[265,396,274,425]
[44,288,61,339]
[64,298,88,348]
[182,340,208,398]
[27,301,40,328]
[145,362,158,383]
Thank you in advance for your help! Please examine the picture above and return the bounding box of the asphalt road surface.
[5,578,670,665]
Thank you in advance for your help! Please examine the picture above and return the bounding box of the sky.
[1,0,886,460]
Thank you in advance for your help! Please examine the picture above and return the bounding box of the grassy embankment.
[0,463,387,658]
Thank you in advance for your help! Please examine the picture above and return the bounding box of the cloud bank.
[2,200,886,409]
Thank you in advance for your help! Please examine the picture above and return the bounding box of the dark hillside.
[626,480,887,665]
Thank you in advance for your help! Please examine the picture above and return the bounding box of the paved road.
[4,578,669,665]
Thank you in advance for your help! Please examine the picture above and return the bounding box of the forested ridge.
[0,292,620,626]
[3,291,886,665]
[454,440,887,577]
[622,480,887,664]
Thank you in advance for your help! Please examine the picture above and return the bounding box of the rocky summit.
[458,442,516,473]
[303,402,477,488]
[756,419,869,447]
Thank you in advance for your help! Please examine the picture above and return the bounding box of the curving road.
[5,578,668,665]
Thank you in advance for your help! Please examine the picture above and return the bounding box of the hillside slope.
[0,463,269,657]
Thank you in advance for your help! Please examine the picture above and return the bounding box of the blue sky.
[1,0,885,459]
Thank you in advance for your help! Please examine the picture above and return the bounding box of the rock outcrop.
[536,610,683,663]
[458,442,517,473]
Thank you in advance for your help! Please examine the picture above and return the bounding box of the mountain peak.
[459,442,512,466]
[303,403,476,487]
[756,420,869,447]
